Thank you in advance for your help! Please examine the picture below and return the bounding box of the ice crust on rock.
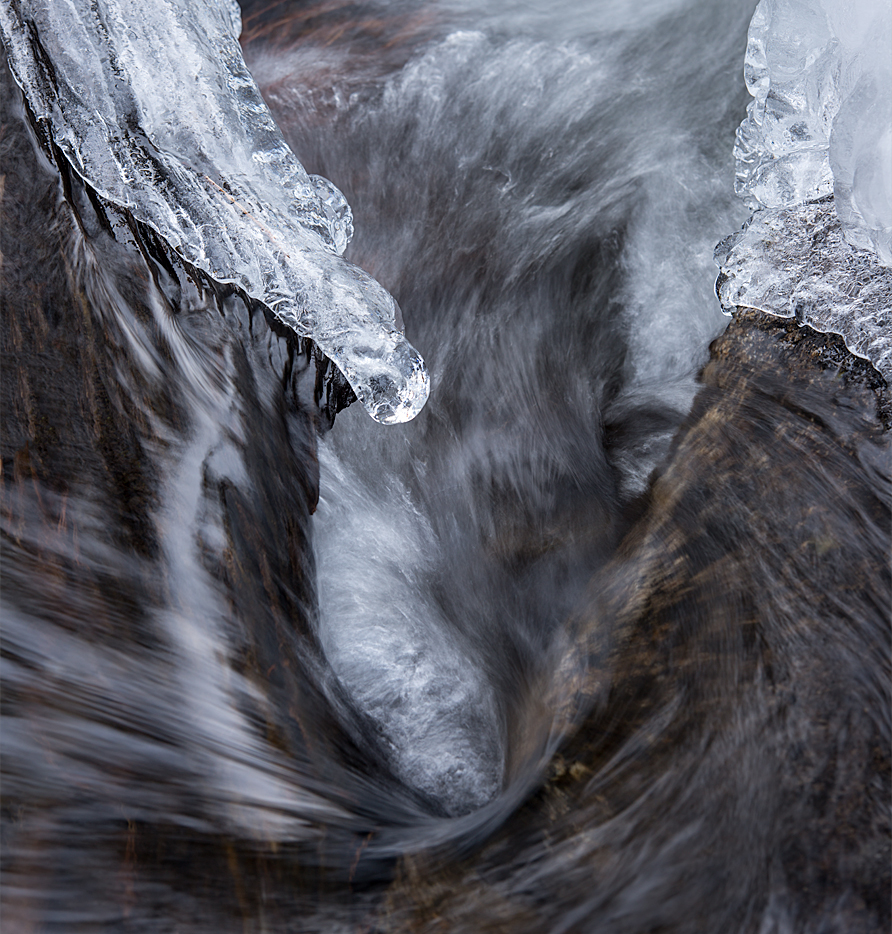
[716,199,892,379]
[718,0,892,385]
[0,0,429,424]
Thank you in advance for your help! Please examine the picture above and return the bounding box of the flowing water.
[1,1,889,932]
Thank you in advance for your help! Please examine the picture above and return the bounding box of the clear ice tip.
[356,348,431,425]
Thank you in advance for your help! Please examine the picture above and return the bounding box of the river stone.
[379,308,890,933]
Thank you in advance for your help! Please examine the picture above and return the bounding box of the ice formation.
[715,199,891,376]
[717,0,892,382]
[0,0,429,424]
[733,0,891,262]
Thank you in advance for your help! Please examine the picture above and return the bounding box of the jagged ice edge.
[0,0,429,424]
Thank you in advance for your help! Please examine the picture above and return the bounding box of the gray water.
[3,1,888,932]
[246,0,755,813]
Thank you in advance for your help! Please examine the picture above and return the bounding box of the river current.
[1,1,889,932]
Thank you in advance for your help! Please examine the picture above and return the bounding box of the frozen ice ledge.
[716,199,892,381]
[0,0,429,425]
[716,0,892,385]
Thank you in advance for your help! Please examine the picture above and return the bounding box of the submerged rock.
[379,308,891,934]
[1,3,889,932]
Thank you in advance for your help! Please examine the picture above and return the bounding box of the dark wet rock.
[1,52,413,927]
[378,309,891,934]
[2,18,889,934]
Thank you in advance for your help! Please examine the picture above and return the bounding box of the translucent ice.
[718,0,892,383]
[0,0,429,424]
[715,199,892,380]
[734,0,891,264]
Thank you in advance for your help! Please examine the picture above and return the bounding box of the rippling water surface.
[2,1,889,932]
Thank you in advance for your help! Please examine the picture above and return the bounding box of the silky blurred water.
[2,2,888,932]
[249,0,755,813]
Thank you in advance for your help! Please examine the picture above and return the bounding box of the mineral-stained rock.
[2,15,889,931]
[378,309,890,934]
